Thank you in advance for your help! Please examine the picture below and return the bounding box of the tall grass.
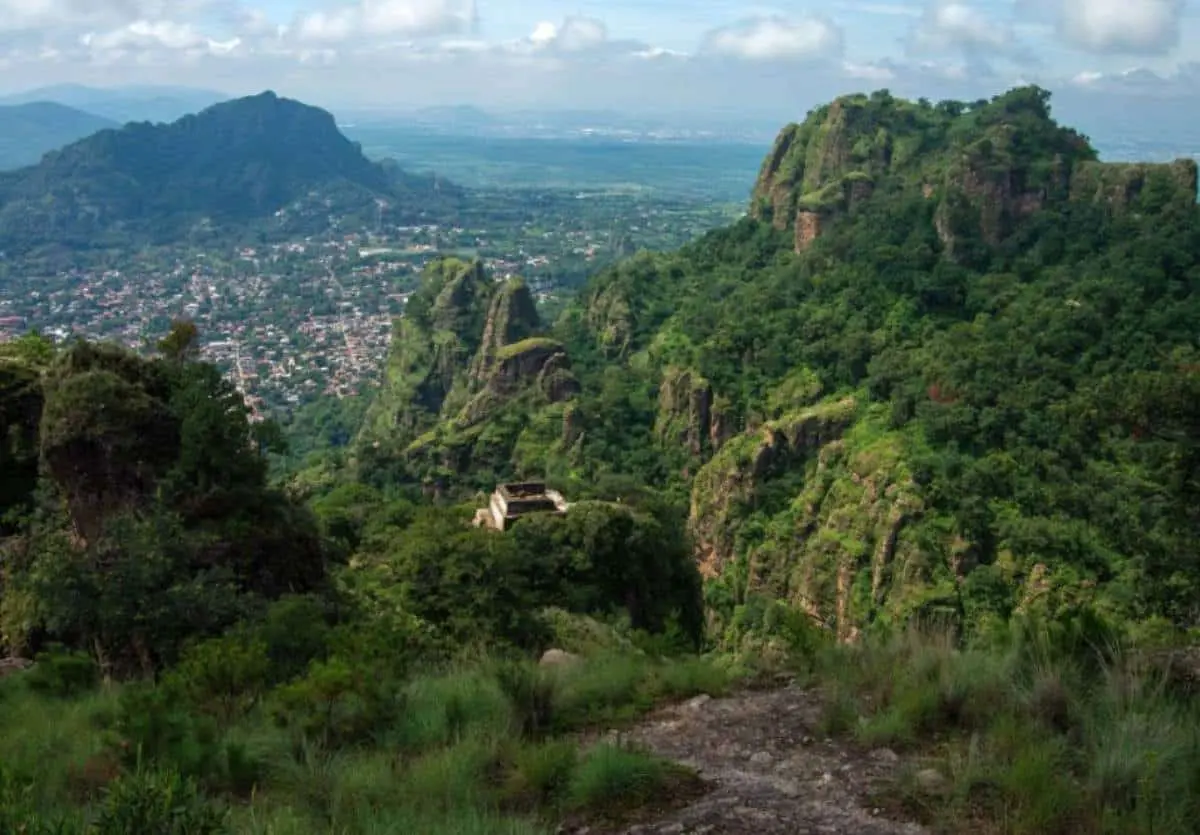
[819,620,1200,835]
[0,648,727,834]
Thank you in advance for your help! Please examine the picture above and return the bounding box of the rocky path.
[578,682,929,835]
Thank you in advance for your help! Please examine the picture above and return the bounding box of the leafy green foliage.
[269,657,404,748]
[538,86,1200,635]
[91,768,228,835]
[2,331,325,671]
[25,644,98,699]
[566,743,674,813]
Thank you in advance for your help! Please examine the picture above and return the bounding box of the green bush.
[396,738,502,813]
[501,740,578,809]
[107,683,224,784]
[166,632,270,723]
[91,768,228,835]
[493,661,556,740]
[25,644,98,699]
[269,657,403,748]
[251,595,332,682]
[396,669,512,752]
[566,743,670,812]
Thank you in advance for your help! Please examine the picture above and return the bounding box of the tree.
[157,319,200,364]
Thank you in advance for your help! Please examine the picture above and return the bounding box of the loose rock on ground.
[570,683,928,835]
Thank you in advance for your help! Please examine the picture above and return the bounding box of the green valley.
[2,85,1200,835]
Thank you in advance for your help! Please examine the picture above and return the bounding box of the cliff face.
[360,258,492,444]
[688,399,967,642]
[689,397,858,579]
[1069,159,1199,212]
[655,367,731,458]
[468,278,542,390]
[358,259,577,486]
[751,86,1196,256]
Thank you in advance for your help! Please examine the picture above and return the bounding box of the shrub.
[25,644,97,699]
[501,740,578,809]
[567,743,670,812]
[91,768,228,835]
[252,594,332,682]
[269,657,403,748]
[106,683,252,791]
[166,632,270,723]
[397,738,502,813]
[493,661,556,740]
[550,655,650,730]
[397,669,512,752]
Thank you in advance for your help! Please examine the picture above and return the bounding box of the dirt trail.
[575,682,929,835]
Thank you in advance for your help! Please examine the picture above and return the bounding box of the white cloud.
[529,21,556,47]
[912,1,1014,52]
[1056,0,1184,54]
[292,0,474,44]
[2,0,1197,116]
[78,18,247,64]
[700,15,843,62]
[525,16,608,53]
[0,0,228,31]
[843,60,897,80]
[86,20,208,51]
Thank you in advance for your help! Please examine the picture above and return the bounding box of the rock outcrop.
[690,397,858,581]
[359,258,492,445]
[359,258,578,484]
[1069,159,1199,212]
[751,86,1195,256]
[655,367,731,457]
[594,683,928,834]
[686,395,960,642]
[467,277,541,391]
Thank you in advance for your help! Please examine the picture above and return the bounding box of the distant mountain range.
[0,84,229,125]
[0,102,119,170]
[0,91,461,256]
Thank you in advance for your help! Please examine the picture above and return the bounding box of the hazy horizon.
[0,1,1198,119]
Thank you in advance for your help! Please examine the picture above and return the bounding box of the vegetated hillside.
[356,258,582,490]
[7,86,1200,835]
[0,102,118,171]
[0,327,325,671]
[356,86,1200,640]
[0,91,462,254]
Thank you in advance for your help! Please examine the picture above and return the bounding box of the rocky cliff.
[357,259,578,487]
[751,86,1196,255]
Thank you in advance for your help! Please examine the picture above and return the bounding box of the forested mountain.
[0,102,117,171]
[5,85,1200,834]
[0,91,462,254]
[356,86,1200,638]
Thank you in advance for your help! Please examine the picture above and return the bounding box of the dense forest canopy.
[348,85,1200,638]
[2,85,1200,835]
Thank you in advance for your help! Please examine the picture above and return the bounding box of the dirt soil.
[567,682,929,835]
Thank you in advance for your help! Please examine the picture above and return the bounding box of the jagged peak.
[751,85,1194,254]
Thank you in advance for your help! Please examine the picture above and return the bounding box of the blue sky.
[1,0,1198,115]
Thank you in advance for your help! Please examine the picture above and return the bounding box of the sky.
[1,0,1199,117]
